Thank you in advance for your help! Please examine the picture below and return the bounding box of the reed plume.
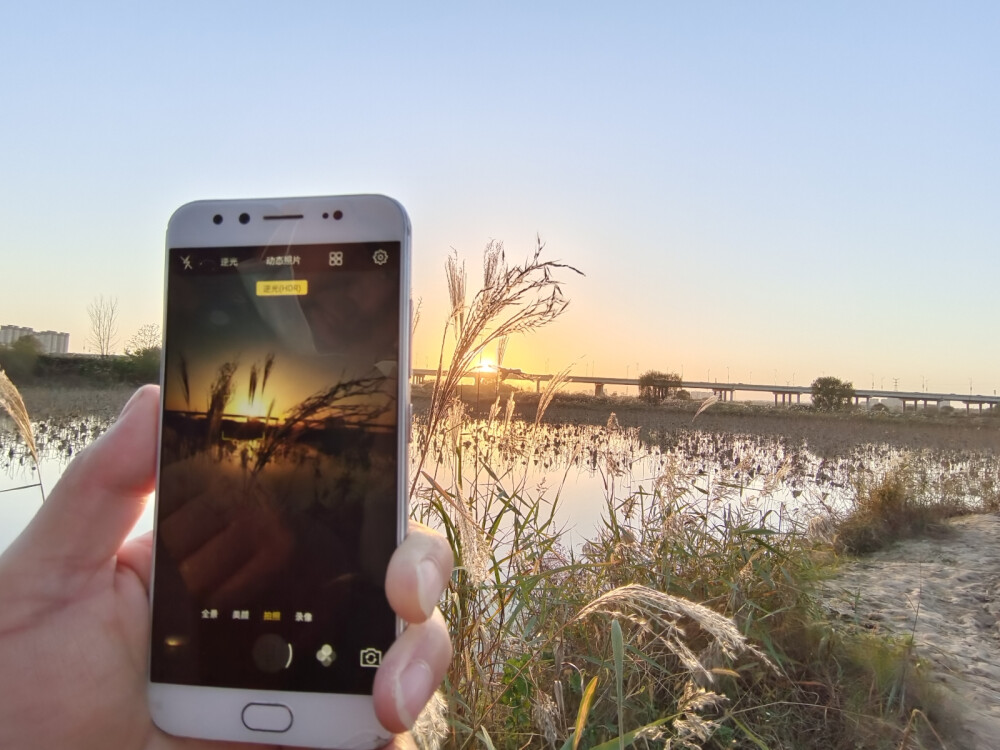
[412,236,582,495]
[248,362,259,404]
[206,360,238,451]
[0,369,45,500]
[261,352,276,394]
[179,354,191,408]
[535,364,572,427]
[574,583,777,683]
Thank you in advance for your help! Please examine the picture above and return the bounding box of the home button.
[242,703,293,733]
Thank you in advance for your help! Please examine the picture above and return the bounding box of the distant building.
[0,324,69,354]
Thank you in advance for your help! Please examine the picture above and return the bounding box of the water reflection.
[4,412,999,553]
[0,415,135,551]
[412,414,1000,543]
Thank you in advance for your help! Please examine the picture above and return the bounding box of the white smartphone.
[148,195,410,749]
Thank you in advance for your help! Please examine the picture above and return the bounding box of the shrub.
[0,337,42,384]
[117,346,161,384]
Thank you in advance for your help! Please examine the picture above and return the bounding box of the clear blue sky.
[2,2,997,396]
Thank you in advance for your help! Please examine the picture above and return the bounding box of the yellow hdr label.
[256,280,308,296]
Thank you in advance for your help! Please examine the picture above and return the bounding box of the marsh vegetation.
[3,243,999,748]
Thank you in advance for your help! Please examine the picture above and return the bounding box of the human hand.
[0,385,452,750]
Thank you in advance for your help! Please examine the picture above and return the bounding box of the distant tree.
[87,295,119,356]
[125,323,161,355]
[638,370,683,402]
[811,376,855,410]
[0,336,42,383]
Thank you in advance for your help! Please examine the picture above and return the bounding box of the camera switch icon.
[359,647,382,668]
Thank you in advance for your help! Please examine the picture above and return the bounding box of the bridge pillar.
[774,393,778,406]
[594,382,604,397]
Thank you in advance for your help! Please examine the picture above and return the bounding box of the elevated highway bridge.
[411,369,999,414]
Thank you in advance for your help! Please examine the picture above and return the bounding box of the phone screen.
[150,241,401,695]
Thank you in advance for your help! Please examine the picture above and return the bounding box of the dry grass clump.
[836,459,969,555]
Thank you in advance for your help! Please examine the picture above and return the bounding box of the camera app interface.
[150,241,400,694]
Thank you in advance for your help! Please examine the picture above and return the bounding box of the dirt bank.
[821,513,1000,749]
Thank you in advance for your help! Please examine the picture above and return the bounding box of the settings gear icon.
[372,249,388,266]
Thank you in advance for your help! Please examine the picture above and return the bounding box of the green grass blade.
[612,618,624,750]
[478,727,497,750]
[571,676,599,750]
[588,718,670,750]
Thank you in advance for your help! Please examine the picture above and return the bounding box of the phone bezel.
[148,194,411,749]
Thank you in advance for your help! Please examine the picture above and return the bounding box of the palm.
[0,529,265,750]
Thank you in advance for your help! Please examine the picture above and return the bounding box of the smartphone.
[148,195,410,749]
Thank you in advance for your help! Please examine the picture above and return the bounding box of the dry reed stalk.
[503,392,516,434]
[0,369,45,500]
[693,394,719,421]
[535,364,572,427]
[421,470,490,586]
[485,395,501,430]
[411,297,422,341]
[410,238,582,496]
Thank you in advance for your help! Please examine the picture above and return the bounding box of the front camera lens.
[333,210,343,220]
[322,212,329,219]
[239,213,250,225]
[213,214,223,225]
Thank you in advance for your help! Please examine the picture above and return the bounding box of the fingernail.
[394,659,434,729]
[416,558,444,619]
[118,387,149,421]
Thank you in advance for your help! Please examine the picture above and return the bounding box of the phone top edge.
[166,195,409,250]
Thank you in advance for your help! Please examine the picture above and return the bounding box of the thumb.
[4,385,159,582]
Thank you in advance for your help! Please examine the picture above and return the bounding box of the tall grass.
[835,458,971,555]
[410,242,961,749]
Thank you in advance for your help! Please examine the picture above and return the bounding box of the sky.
[1,2,998,397]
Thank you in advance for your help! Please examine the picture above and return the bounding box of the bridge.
[411,369,1000,414]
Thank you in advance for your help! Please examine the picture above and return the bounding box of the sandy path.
[821,513,1000,749]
